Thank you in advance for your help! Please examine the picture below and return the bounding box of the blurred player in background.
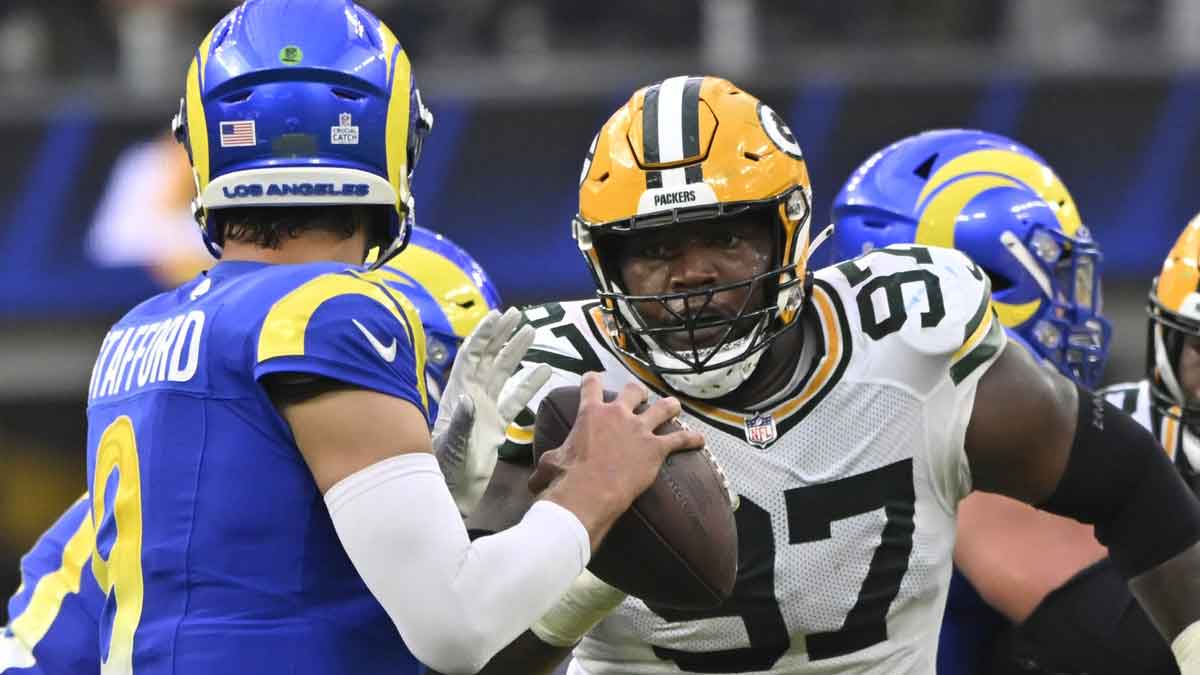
[371,225,504,411]
[0,224,501,675]
[86,130,212,288]
[829,129,1145,673]
[63,1,704,674]
[451,78,1200,675]
[974,219,1200,674]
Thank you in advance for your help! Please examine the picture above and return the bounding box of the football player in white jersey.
[828,130,1170,674]
[437,76,1200,675]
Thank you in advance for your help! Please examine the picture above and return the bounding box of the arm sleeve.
[254,271,429,423]
[325,453,591,675]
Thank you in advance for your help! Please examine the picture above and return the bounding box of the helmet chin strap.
[808,224,834,259]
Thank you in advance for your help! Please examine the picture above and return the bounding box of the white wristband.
[1173,620,1200,675]
[531,569,628,647]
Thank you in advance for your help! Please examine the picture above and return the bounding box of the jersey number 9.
[91,415,146,675]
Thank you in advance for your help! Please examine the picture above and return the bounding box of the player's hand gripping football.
[432,308,551,516]
[529,374,706,550]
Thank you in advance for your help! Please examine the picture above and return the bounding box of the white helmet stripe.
[661,166,688,189]
[655,75,689,163]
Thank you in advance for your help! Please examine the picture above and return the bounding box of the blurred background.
[2,0,1199,611]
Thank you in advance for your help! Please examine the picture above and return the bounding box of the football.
[533,386,738,610]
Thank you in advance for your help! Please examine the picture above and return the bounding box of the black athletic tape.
[1040,384,1200,579]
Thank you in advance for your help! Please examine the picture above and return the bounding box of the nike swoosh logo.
[353,319,397,363]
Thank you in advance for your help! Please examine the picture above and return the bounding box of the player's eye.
[711,232,741,249]
[640,241,678,260]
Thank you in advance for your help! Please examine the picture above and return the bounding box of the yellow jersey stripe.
[1163,407,1181,461]
[773,285,842,419]
[950,316,1004,385]
[10,501,94,649]
[953,303,996,363]
[505,424,534,445]
[362,270,430,412]
[257,271,428,411]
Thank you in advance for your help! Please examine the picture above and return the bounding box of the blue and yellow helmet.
[375,226,501,413]
[172,0,433,259]
[831,129,1111,387]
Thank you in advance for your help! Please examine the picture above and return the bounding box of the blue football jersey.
[3,497,99,675]
[81,260,428,675]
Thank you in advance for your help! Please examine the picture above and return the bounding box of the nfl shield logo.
[744,413,777,448]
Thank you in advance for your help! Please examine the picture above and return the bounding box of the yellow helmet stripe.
[377,23,401,81]
[916,149,1081,236]
[389,243,490,338]
[915,174,1020,249]
[384,47,412,214]
[185,27,217,191]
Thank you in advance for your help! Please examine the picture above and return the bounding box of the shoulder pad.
[253,269,429,418]
[819,244,1006,385]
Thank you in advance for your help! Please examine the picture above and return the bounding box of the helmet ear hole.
[913,153,938,179]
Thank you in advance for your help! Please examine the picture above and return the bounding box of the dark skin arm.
[966,341,1200,640]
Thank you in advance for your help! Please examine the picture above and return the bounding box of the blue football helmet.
[831,129,1111,387]
[376,225,502,411]
[172,0,433,260]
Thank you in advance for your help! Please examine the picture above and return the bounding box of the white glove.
[531,569,627,647]
[0,628,36,669]
[432,308,552,517]
[1173,620,1200,675]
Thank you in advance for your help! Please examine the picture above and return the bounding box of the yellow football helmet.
[1149,216,1200,425]
[574,76,814,398]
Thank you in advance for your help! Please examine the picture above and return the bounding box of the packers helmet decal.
[574,76,814,399]
[757,103,804,160]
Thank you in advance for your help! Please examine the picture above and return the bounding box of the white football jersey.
[1101,379,1200,475]
[507,245,1006,675]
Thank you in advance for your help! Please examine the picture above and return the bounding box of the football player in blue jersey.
[831,129,1176,674]
[57,2,706,674]
[0,224,504,675]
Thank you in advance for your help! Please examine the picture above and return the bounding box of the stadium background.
[0,0,1196,616]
